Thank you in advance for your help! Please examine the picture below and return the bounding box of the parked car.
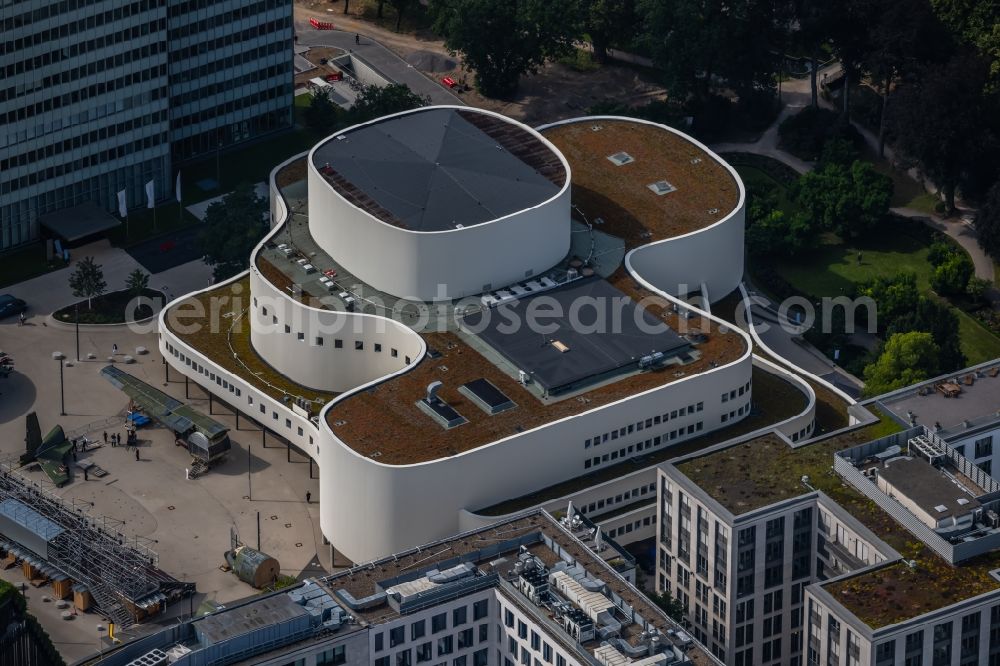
[0,294,26,319]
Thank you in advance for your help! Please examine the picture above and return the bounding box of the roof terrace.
[540,119,740,248]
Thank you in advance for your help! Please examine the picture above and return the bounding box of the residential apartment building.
[0,0,293,249]
[656,360,1000,666]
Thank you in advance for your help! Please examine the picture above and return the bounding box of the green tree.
[863,331,941,395]
[856,273,920,334]
[649,591,686,622]
[639,0,780,102]
[887,297,965,371]
[68,256,107,309]
[125,268,149,298]
[859,0,952,156]
[197,183,269,281]
[304,89,339,134]
[930,251,974,295]
[581,0,637,64]
[349,83,430,124]
[387,0,415,32]
[430,0,580,98]
[930,0,1000,81]
[886,51,993,212]
[976,180,1000,261]
[794,160,893,239]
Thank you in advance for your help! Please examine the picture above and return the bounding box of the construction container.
[228,547,280,589]
[73,585,92,611]
[52,577,73,600]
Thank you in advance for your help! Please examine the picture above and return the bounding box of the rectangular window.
[454,606,467,626]
[390,626,405,648]
[473,599,489,621]
[335,339,343,348]
[375,343,382,352]
[432,613,447,633]
[355,340,364,350]
[412,620,426,640]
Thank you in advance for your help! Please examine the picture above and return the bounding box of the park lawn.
[773,229,934,297]
[954,307,1000,365]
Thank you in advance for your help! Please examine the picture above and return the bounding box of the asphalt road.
[125,225,203,274]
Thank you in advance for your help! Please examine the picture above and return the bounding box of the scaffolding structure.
[0,462,194,628]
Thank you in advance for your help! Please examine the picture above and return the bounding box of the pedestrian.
[185,468,190,480]
[103,431,108,444]
[83,468,88,481]
[135,449,140,461]
[355,33,360,45]
[72,451,77,462]
[18,312,24,326]
[306,490,311,503]
[857,251,863,265]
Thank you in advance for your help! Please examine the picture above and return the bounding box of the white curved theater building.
[159,107,814,564]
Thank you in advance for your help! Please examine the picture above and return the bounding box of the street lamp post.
[52,352,65,416]
[74,303,80,362]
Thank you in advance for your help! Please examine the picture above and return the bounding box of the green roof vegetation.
[676,406,1000,629]
[165,278,339,408]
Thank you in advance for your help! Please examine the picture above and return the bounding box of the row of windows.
[720,401,750,423]
[171,108,290,163]
[2,0,156,34]
[167,0,286,20]
[171,38,287,85]
[605,514,654,539]
[258,303,413,364]
[721,380,752,403]
[375,601,490,652]
[3,18,163,80]
[170,62,287,109]
[584,401,706,448]
[580,482,656,515]
[0,0,158,55]
[166,1,283,41]
[171,79,289,131]
[1,134,166,195]
[584,422,705,469]
[1,110,167,171]
[167,17,289,67]
[501,606,567,666]
[166,340,316,445]
[789,421,815,443]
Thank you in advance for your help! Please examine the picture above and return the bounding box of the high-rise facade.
[0,0,292,250]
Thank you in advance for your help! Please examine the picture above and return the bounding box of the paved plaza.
[0,268,332,662]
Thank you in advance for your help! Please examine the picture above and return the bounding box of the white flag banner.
[145,179,155,209]
[117,189,127,218]
[175,172,182,203]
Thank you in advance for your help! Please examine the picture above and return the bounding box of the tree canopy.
[125,268,149,298]
[349,83,430,124]
[793,160,893,239]
[304,89,339,134]
[855,273,920,335]
[863,331,941,395]
[198,183,269,281]
[68,256,107,309]
[976,181,1000,262]
[429,0,579,98]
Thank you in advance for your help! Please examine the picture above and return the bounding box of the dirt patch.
[405,49,456,73]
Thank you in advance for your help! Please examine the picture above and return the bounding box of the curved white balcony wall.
[158,275,321,458]
[319,350,753,564]
[248,267,423,393]
[626,200,745,302]
[306,108,573,302]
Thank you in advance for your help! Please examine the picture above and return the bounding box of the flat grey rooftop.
[877,457,980,520]
[462,277,689,394]
[311,107,565,231]
[881,362,1000,437]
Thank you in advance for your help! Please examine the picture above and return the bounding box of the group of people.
[103,429,140,459]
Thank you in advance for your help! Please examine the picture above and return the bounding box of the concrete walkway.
[5,239,214,318]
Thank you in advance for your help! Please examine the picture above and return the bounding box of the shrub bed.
[54,288,164,324]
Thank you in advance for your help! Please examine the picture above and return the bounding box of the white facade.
[538,117,747,305]
[307,108,573,302]
[159,111,765,566]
